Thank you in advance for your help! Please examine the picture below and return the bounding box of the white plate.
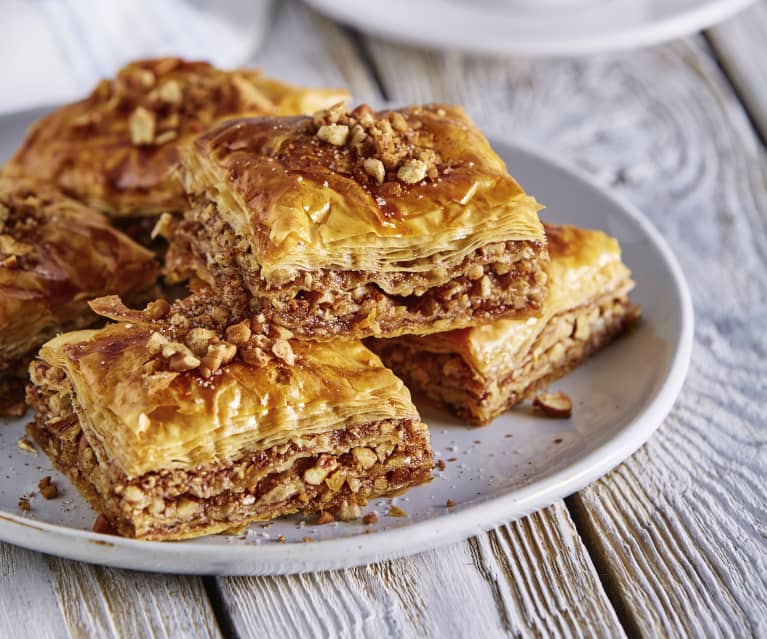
[304,0,756,56]
[0,108,693,575]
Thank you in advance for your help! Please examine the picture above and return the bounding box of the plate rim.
[303,0,757,56]
[0,137,694,575]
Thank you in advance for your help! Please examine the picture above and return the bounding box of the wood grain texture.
[248,0,379,101]
[0,544,67,639]
[44,557,222,639]
[217,502,624,639]
[363,29,767,639]
[709,0,767,142]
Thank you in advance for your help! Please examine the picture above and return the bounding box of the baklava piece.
[370,225,640,425]
[26,294,432,540]
[2,57,348,218]
[163,103,549,340]
[0,178,158,415]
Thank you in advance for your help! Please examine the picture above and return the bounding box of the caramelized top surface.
[37,300,420,478]
[0,178,157,362]
[180,104,545,280]
[388,224,634,375]
[2,58,349,217]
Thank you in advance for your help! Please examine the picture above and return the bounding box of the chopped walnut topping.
[310,104,443,186]
[145,298,170,319]
[435,459,446,471]
[165,345,201,372]
[156,79,182,103]
[200,342,237,376]
[185,327,217,356]
[316,124,349,146]
[363,158,385,184]
[397,159,428,184]
[225,320,252,345]
[271,339,295,366]
[129,106,156,145]
[362,512,378,525]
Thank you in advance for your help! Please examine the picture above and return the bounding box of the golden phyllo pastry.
[2,58,349,218]
[26,293,432,540]
[370,224,640,425]
[163,103,549,340]
[0,178,158,415]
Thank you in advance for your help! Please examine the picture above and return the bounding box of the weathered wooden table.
[2,2,765,637]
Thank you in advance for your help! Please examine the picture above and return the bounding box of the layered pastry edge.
[163,103,549,340]
[370,224,640,425]
[25,294,433,539]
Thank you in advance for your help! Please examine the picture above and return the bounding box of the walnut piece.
[38,476,58,500]
[225,320,252,345]
[129,106,156,145]
[397,159,428,184]
[363,157,385,184]
[533,391,573,418]
[271,339,295,366]
[316,124,349,146]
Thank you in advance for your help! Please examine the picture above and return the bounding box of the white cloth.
[0,0,273,115]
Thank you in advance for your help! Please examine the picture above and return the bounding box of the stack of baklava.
[2,58,638,541]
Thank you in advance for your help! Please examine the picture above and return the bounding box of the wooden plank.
[708,0,767,142]
[247,0,379,101]
[363,31,767,637]
[44,557,222,639]
[0,544,67,639]
[217,502,624,639]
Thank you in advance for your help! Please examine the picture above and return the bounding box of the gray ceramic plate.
[0,108,693,575]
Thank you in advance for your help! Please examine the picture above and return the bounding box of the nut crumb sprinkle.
[17,436,37,455]
[277,535,287,544]
[303,536,313,543]
[388,505,407,518]
[38,476,58,500]
[18,497,30,512]
[310,103,443,187]
[446,499,456,508]
[533,391,573,419]
[362,512,378,525]
[435,459,446,471]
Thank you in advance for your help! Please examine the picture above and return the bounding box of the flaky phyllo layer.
[377,224,635,378]
[176,103,546,282]
[32,296,421,479]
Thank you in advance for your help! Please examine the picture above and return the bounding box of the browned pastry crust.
[164,103,548,340]
[369,224,640,425]
[373,295,639,425]
[0,178,158,415]
[2,58,349,218]
[25,293,432,539]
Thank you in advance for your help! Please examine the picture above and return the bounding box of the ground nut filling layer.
[26,363,433,540]
[165,202,548,341]
[372,295,639,426]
